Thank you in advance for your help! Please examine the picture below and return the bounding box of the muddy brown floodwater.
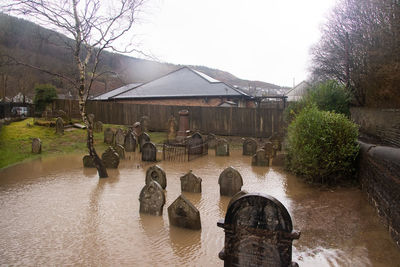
[0,150,399,266]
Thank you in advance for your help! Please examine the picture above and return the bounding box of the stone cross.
[104,128,115,145]
[124,130,136,152]
[31,138,42,154]
[139,180,165,216]
[55,117,64,135]
[167,116,177,141]
[145,165,167,189]
[93,121,103,133]
[242,138,257,156]
[252,149,269,166]
[101,146,120,168]
[142,142,157,162]
[216,138,230,156]
[180,170,202,193]
[168,195,201,230]
[115,128,125,146]
[218,167,243,196]
[218,193,300,267]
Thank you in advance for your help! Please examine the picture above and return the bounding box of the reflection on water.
[0,151,399,266]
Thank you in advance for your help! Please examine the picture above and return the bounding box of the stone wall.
[357,141,400,248]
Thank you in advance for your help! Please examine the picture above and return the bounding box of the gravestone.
[31,138,42,154]
[124,131,136,152]
[114,144,126,159]
[87,113,95,125]
[82,155,95,168]
[133,122,142,136]
[101,146,120,168]
[206,133,217,149]
[115,128,125,146]
[252,149,270,167]
[145,165,167,189]
[168,195,201,230]
[167,116,177,141]
[94,121,103,133]
[176,109,189,142]
[264,141,275,158]
[228,190,249,208]
[104,128,114,144]
[216,138,230,156]
[180,170,202,193]
[58,110,69,123]
[140,116,150,132]
[55,117,64,135]
[138,132,150,152]
[218,167,243,196]
[139,180,165,216]
[217,193,300,267]
[242,138,257,156]
[188,132,203,155]
[142,142,157,162]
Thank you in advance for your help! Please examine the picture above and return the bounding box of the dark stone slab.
[146,165,167,189]
[218,167,243,196]
[188,132,203,155]
[115,128,125,146]
[124,131,136,152]
[93,121,103,133]
[216,138,229,156]
[139,180,165,216]
[252,149,270,166]
[31,138,42,154]
[55,117,64,135]
[138,132,150,152]
[218,193,300,267]
[114,144,125,159]
[243,138,258,156]
[168,194,201,230]
[104,128,114,145]
[180,170,202,193]
[101,146,120,168]
[228,190,249,208]
[82,155,95,168]
[142,142,157,162]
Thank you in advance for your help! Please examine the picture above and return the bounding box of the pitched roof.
[111,67,249,99]
[93,83,142,100]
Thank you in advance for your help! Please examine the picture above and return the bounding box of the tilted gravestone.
[58,110,70,123]
[168,194,201,230]
[140,116,150,132]
[142,142,157,162]
[218,167,243,196]
[188,132,203,155]
[242,138,257,156]
[180,170,202,193]
[82,155,95,168]
[139,180,165,216]
[115,128,125,146]
[124,131,136,152]
[55,117,64,135]
[218,193,300,267]
[228,190,249,208]
[31,138,42,154]
[252,149,270,167]
[167,116,177,141]
[264,141,276,158]
[93,121,103,133]
[138,132,150,152]
[101,146,120,168]
[145,165,167,189]
[104,128,115,145]
[114,144,125,159]
[206,133,217,149]
[216,138,229,156]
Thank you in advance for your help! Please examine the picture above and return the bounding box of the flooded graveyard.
[0,150,400,266]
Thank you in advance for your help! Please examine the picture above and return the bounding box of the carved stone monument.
[176,109,189,142]
[168,195,201,230]
[180,170,202,193]
[124,130,136,152]
[55,117,64,135]
[87,113,95,125]
[114,144,126,159]
[140,116,150,132]
[167,116,177,141]
[206,133,217,149]
[242,138,257,156]
[138,132,150,152]
[218,167,243,196]
[133,122,142,137]
[93,121,103,133]
[142,142,157,162]
[264,141,275,158]
[188,132,203,155]
[216,138,230,156]
[104,128,114,145]
[31,138,42,154]
[101,146,120,168]
[115,128,125,146]
[218,193,300,267]
[145,165,167,189]
[139,180,165,216]
[252,149,270,167]
[82,155,95,168]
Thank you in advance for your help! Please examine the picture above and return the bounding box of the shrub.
[286,105,359,184]
[33,83,57,113]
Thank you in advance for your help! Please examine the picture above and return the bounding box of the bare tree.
[1,0,146,178]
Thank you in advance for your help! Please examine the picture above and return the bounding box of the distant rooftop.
[93,83,142,100]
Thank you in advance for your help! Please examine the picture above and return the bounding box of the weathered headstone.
[133,122,142,136]
[228,190,249,208]
[114,144,126,159]
[218,193,300,267]
[168,195,201,230]
[58,110,69,123]
[55,117,64,135]
[180,170,202,193]
[188,132,203,155]
[140,116,150,132]
[252,149,270,166]
[31,138,42,154]
[93,121,103,133]
[104,128,114,144]
[138,132,150,152]
[124,131,136,152]
[101,146,120,168]
[167,116,177,141]
[264,141,275,158]
[82,155,95,168]
[142,142,157,162]
[218,167,243,196]
[176,109,189,142]
[87,113,95,125]
[206,133,217,149]
[115,128,125,146]
[242,138,257,156]
[145,165,167,189]
[139,180,165,216]
[216,138,229,156]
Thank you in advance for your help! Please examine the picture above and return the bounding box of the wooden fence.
[53,99,285,137]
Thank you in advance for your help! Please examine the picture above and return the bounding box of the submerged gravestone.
[145,165,167,189]
[216,138,229,156]
[31,138,42,154]
[94,121,103,133]
[101,146,120,168]
[138,132,150,152]
[218,193,300,267]
[243,138,257,156]
[218,167,243,196]
[104,128,114,145]
[124,131,136,152]
[264,141,275,158]
[252,149,269,167]
[82,155,95,168]
[180,170,202,193]
[139,180,165,216]
[55,117,64,135]
[168,195,201,230]
[206,133,217,149]
[115,128,125,146]
[167,116,177,141]
[188,132,203,155]
[228,190,249,208]
[142,142,157,162]
[114,144,126,159]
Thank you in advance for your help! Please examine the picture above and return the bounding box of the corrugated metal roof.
[93,83,142,100]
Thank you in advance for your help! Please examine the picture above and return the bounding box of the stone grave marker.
[58,110,70,123]
[82,155,95,168]
[142,142,157,162]
[176,109,189,142]
[242,138,257,156]
[31,138,42,154]
[115,128,125,146]
[167,116,177,141]
[140,116,150,132]
[138,132,150,152]
[252,149,270,167]
[124,131,136,152]
[228,190,249,208]
[133,122,142,136]
[139,180,165,216]
[188,132,203,155]
[180,170,202,193]
[216,138,229,156]
[104,128,114,144]
[218,167,243,196]
[145,165,167,189]
[168,195,201,230]
[217,193,300,267]
[93,121,103,133]
[264,141,275,158]
[87,113,95,125]
[55,117,64,135]
[101,146,120,168]
[114,144,126,159]
[206,133,217,149]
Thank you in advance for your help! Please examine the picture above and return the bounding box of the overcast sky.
[133,0,337,87]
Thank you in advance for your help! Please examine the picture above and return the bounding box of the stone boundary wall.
[351,107,400,148]
[358,141,400,248]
